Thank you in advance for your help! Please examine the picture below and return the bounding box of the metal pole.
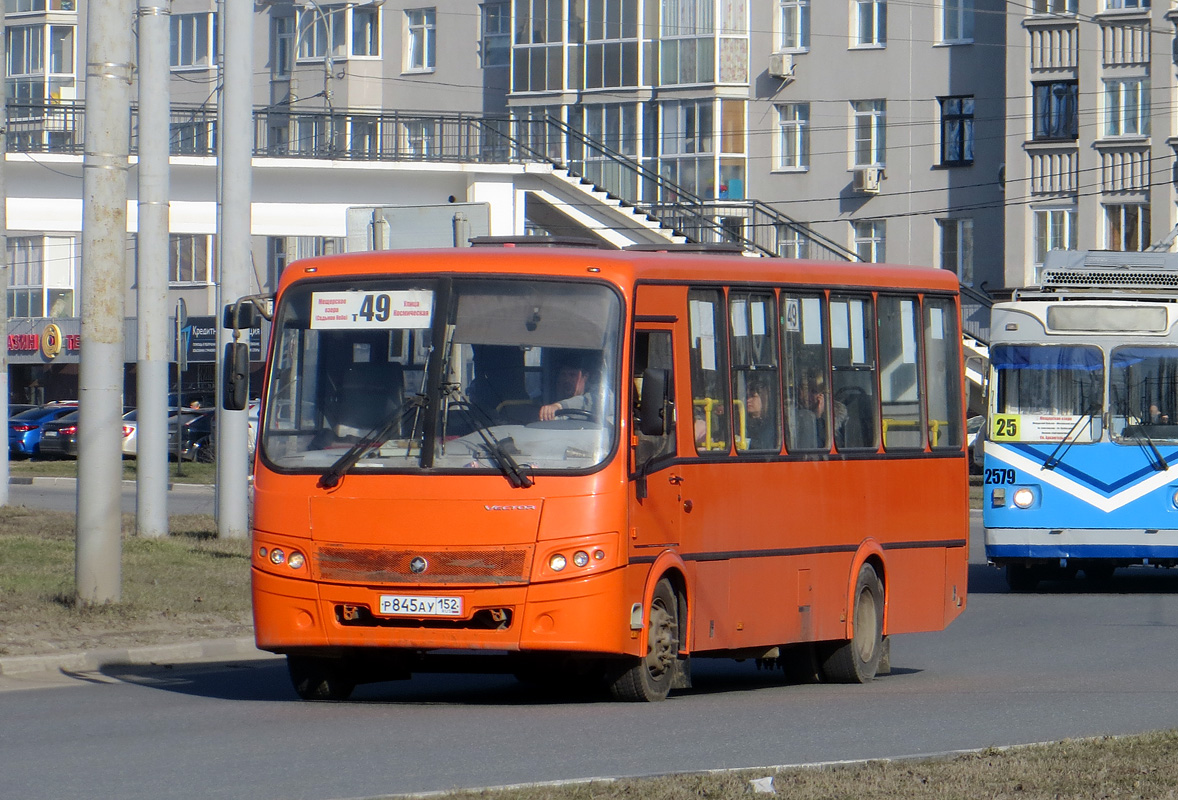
[77,0,134,603]
[135,0,171,538]
[0,12,9,507]
[214,0,252,539]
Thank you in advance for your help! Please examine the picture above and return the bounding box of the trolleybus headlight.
[1172,489,1178,509]
[269,548,286,565]
[572,550,590,567]
[549,554,567,571]
[288,551,305,570]
[1013,488,1035,509]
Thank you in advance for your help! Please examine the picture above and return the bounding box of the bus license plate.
[378,594,463,617]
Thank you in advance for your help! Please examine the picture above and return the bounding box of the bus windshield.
[1110,346,1178,443]
[261,277,622,476]
[991,344,1103,443]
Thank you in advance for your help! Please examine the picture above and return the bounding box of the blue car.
[9,403,79,457]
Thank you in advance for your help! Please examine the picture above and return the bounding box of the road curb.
[8,476,215,493]
[0,636,262,676]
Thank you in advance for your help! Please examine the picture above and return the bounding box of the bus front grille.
[316,545,531,584]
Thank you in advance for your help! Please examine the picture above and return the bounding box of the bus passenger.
[744,377,777,449]
[803,372,846,448]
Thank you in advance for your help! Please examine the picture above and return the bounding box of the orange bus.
[230,242,969,702]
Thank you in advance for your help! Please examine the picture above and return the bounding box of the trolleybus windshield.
[1110,346,1178,443]
[260,277,622,476]
[990,344,1103,444]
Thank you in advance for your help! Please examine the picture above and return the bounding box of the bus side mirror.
[223,342,250,411]
[223,302,259,331]
[637,368,669,436]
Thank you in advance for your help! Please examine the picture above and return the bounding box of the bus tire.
[1005,563,1039,592]
[820,562,884,684]
[608,578,679,702]
[287,655,356,701]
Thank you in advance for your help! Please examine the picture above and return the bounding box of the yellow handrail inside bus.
[693,397,734,451]
[880,417,950,447]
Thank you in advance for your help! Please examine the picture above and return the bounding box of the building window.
[170,118,216,155]
[513,0,563,92]
[406,8,436,71]
[1034,208,1077,265]
[853,0,886,47]
[481,2,510,67]
[1033,80,1078,140]
[852,99,885,167]
[7,23,76,102]
[583,0,640,89]
[853,219,885,262]
[660,0,716,85]
[1105,0,1148,8]
[777,0,809,50]
[939,218,974,285]
[1104,78,1149,137]
[776,102,809,170]
[661,99,716,199]
[170,12,217,69]
[940,0,973,42]
[1032,0,1076,13]
[777,225,811,258]
[351,6,380,57]
[271,15,294,77]
[298,5,346,60]
[939,95,974,165]
[7,235,76,318]
[169,234,213,284]
[1105,204,1150,251]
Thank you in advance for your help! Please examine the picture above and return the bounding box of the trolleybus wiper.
[1130,426,1170,473]
[1041,410,1096,471]
[441,384,534,489]
[317,399,426,490]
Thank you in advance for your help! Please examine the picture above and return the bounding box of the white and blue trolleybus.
[982,250,1178,590]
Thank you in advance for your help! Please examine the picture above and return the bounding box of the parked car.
[968,415,984,474]
[38,409,81,458]
[9,403,79,457]
[168,408,215,462]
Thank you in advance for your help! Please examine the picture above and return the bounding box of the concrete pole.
[135,0,171,538]
[214,0,252,539]
[0,12,9,507]
[77,0,134,603]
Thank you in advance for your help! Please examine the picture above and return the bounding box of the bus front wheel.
[820,562,884,684]
[287,655,356,701]
[609,578,680,702]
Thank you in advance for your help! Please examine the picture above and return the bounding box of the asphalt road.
[5,478,215,515]
[3,512,1178,800]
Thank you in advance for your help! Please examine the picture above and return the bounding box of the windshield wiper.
[1042,410,1096,471]
[318,397,426,489]
[443,385,533,489]
[1129,425,1170,473]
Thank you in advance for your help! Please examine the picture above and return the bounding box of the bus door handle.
[668,474,684,485]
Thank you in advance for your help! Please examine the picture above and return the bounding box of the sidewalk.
[0,635,262,677]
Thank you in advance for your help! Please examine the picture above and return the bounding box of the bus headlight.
[1172,489,1178,509]
[549,554,567,571]
[572,550,590,567]
[288,551,305,570]
[1013,488,1035,509]
[269,548,286,565]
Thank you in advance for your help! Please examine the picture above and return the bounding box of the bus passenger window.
[730,291,781,453]
[830,294,879,450]
[781,293,829,452]
[689,289,730,455]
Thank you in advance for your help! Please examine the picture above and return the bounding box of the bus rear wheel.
[821,563,884,684]
[609,578,679,702]
[287,655,356,701]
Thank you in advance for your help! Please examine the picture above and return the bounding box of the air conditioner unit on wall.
[768,52,795,81]
[853,167,883,194]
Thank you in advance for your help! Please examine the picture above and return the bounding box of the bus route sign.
[311,290,433,330]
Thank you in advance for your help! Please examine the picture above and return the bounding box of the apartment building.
[1004,0,1172,289]
[3,0,1007,401]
